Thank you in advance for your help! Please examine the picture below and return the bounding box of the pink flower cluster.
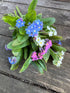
[31,40,52,61]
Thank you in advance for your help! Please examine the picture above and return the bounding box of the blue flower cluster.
[16,18,25,28]
[8,57,17,64]
[25,20,43,37]
[58,40,62,45]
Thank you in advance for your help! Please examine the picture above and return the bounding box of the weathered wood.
[0,74,51,93]
[3,0,70,10]
[0,35,70,93]
[0,2,70,26]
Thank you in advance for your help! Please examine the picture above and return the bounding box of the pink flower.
[39,56,43,59]
[49,40,52,46]
[31,51,37,58]
[32,57,38,61]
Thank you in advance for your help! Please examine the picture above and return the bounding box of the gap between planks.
[0,70,59,93]
[3,0,70,11]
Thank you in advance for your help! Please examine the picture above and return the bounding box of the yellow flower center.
[40,42,42,44]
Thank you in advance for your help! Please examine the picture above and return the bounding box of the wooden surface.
[0,0,70,93]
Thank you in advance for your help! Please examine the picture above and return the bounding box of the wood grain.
[3,0,70,10]
[0,74,50,93]
[0,35,70,93]
[0,2,70,27]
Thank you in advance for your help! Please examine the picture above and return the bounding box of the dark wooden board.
[0,35,70,93]
[0,74,51,93]
[0,2,70,26]
[3,0,70,10]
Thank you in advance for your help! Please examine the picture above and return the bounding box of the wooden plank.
[0,35,70,93]
[0,74,50,93]
[0,2,70,26]
[3,0,70,10]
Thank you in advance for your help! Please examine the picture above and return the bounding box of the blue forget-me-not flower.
[25,20,43,37]
[8,56,17,64]
[16,18,25,28]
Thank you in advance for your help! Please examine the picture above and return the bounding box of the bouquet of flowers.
[3,0,66,74]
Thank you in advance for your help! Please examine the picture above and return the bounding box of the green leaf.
[14,10,19,17]
[28,0,38,12]
[10,49,23,70]
[12,30,17,40]
[49,49,58,60]
[25,10,36,23]
[31,42,38,51]
[40,35,63,40]
[34,61,44,74]
[49,36,63,40]
[2,15,18,27]
[7,40,30,50]
[43,49,50,63]
[9,27,16,30]
[38,60,47,71]
[12,34,29,46]
[24,47,28,60]
[41,17,56,28]
[19,57,32,73]
[37,13,42,20]
[52,44,67,52]
[16,6,23,17]
[19,27,26,35]
[12,49,22,56]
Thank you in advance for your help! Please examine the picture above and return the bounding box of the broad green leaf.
[12,49,22,56]
[28,0,38,12]
[19,57,32,73]
[25,10,36,23]
[43,49,50,63]
[52,44,66,52]
[12,34,29,46]
[10,49,23,70]
[7,40,30,50]
[24,47,28,60]
[2,15,18,27]
[41,17,56,28]
[38,60,47,71]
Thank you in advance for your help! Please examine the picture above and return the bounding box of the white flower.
[48,31,53,36]
[51,27,56,32]
[56,61,62,67]
[54,31,57,35]
[36,37,41,42]
[61,51,65,55]
[38,40,45,47]
[47,26,51,30]
[59,56,64,61]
